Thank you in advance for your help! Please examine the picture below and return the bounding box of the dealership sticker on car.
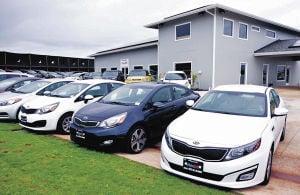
[75,130,85,139]
[183,159,203,173]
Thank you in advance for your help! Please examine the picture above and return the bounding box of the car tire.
[126,126,147,154]
[261,149,273,185]
[280,117,287,142]
[16,107,21,121]
[57,113,73,134]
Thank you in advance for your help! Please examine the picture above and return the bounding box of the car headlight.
[0,98,22,106]
[164,129,173,150]
[99,112,127,128]
[37,102,59,114]
[225,139,261,161]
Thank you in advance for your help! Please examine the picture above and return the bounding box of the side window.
[269,92,276,115]
[85,83,109,97]
[271,90,280,107]
[173,86,190,100]
[111,83,123,91]
[151,87,172,103]
[38,81,69,94]
[7,74,18,79]
[12,80,32,90]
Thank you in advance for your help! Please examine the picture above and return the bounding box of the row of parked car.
[0,70,288,189]
[0,69,192,87]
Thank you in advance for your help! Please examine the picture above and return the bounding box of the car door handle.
[272,126,275,131]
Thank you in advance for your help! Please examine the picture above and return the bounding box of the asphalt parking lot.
[55,88,300,194]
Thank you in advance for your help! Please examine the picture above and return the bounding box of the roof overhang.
[145,4,300,34]
[254,50,300,57]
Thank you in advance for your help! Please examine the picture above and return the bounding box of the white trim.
[251,25,260,32]
[223,18,234,38]
[133,65,144,70]
[254,50,300,57]
[265,29,277,39]
[212,9,217,88]
[262,64,269,86]
[238,22,248,40]
[276,65,286,81]
[239,62,248,84]
[173,61,192,79]
[174,22,191,41]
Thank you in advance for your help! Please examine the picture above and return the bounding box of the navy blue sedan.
[70,83,200,153]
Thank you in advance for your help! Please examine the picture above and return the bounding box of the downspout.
[205,8,217,89]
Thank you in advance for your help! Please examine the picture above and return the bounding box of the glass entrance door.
[262,64,269,86]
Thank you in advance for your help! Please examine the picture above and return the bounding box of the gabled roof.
[90,38,158,57]
[145,4,300,35]
[254,39,300,57]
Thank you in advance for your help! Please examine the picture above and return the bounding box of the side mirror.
[83,95,94,103]
[43,91,51,96]
[160,78,164,81]
[188,78,191,81]
[186,100,195,107]
[152,102,165,109]
[272,107,288,117]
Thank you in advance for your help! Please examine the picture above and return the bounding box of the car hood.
[75,102,135,121]
[0,92,27,101]
[22,96,69,109]
[168,109,269,148]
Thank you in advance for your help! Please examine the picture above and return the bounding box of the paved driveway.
[55,88,300,194]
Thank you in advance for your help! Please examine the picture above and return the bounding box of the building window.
[134,65,143,70]
[277,65,286,81]
[175,22,191,41]
[251,25,260,32]
[111,67,117,70]
[239,23,248,40]
[223,18,234,37]
[100,68,107,74]
[266,29,276,39]
[174,62,191,79]
[240,62,247,84]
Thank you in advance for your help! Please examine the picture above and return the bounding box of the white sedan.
[161,85,288,189]
[19,79,124,134]
[0,79,72,120]
[162,71,191,88]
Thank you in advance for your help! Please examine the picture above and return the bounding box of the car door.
[270,89,285,138]
[269,91,281,143]
[143,86,176,138]
[171,86,199,118]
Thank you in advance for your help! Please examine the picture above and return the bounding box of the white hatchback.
[19,79,124,133]
[161,85,288,189]
[162,71,191,88]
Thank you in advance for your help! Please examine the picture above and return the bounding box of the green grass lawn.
[0,122,230,194]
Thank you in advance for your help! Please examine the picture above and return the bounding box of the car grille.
[20,120,46,128]
[74,117,99,128]
[171,139,228,161]
[21,106,38,114]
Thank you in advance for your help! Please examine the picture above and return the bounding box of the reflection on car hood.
[168,109,269,148]
[0,92,26,101]
[75,102,135,122]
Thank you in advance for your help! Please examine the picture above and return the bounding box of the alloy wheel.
[62,116,72,133]
[130,128,147,153]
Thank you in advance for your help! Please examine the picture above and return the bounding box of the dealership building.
[91,4,300,90]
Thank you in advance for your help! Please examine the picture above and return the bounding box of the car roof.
[72,79,124,85]
[126,82,174,89]
[1,77,39,82]
[166,71,186,74]
[0,72,28,76]
[214,85,268,94]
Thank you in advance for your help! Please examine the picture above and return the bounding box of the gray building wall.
[214,10,300,87]
[94,46,157,72]
[158,14,214,90]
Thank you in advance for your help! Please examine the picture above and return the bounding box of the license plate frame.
[183,158,204,174]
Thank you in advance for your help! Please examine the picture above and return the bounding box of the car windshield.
[101,85,152,106]
[50,83,89,98]
[129,70,147,76]
[102,71,118,77]
[0,78,21,88]
[192,91,267,117]
[165,73,187,80]
[14,81,50,94]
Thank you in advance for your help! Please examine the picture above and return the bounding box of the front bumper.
[18,111,59,131]
[0,103,20,120]
[160,136,268,189]
[69,123,128,148]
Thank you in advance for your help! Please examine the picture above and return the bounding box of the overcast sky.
[0,0,300,58]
